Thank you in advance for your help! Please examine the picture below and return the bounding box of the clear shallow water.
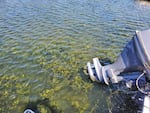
[0,0,150,112]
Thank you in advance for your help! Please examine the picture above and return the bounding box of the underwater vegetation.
[0,0,150,112]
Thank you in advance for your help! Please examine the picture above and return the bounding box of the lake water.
[0,0,150,113]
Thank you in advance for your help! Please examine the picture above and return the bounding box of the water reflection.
[0,0,6,13]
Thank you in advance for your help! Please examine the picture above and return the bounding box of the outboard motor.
[86,29,150,113]
[87,29,150,85]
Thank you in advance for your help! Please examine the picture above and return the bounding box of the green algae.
[0,34,120,112]
[0,33,122,112]
[0,36,97,112]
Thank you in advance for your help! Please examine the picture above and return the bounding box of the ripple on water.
[0,0,150,112]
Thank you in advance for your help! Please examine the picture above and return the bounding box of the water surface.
[0,0,150,112]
